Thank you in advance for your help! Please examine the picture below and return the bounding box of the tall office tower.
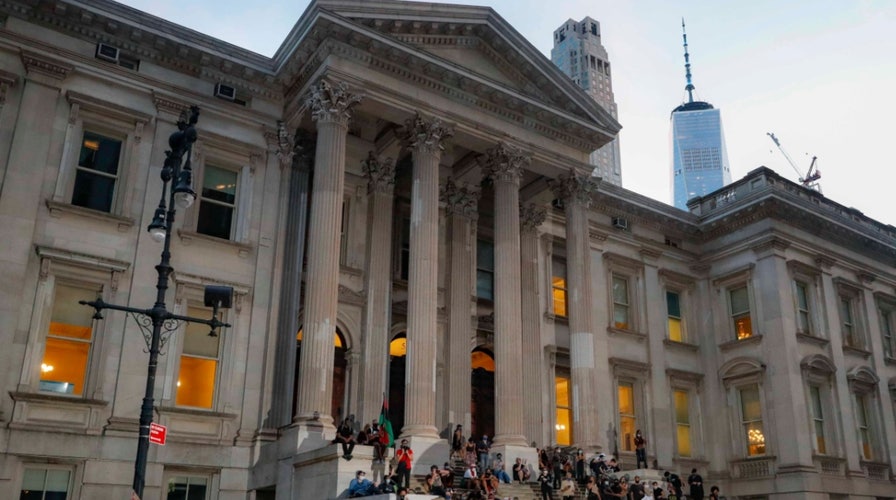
[671,20,731,209]
[551,17,622,186]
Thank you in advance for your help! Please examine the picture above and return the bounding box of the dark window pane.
[79,132,121,175]
[201,166,237,204]
[667,291,681,317]
[187,482,207,500]
[197,202,233,240]
[72,170,115,212]
[476,270,493,301]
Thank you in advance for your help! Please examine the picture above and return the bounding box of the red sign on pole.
[149,422,167,445]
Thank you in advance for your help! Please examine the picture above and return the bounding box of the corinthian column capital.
[484,142,529,184]
[403,112,454,154]
[519,203,547,233]
[550,171,600,208]
[306,80,363,126]
[362,151,396,194]
[440,177,480,220]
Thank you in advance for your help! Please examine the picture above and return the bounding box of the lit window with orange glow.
[552,259,567,317]
[40,284,99,395]
[555,375,571,445]
[297,329,344,348]
[471,350,494,372]
[618,382,636,451]
[667,291,684,342]
[740,385,765,456]
[729,285,752,340]
[176,306,220,408]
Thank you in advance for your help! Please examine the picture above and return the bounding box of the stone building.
[0,1,894,499]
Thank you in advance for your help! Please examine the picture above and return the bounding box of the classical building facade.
[0,1,894,499]
[550,17,622,186]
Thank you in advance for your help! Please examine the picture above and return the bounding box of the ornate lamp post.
[80,106,232,499]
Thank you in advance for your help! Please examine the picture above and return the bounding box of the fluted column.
[442,178,480,433]
[520,204,547,446]
[359,152,397,423]
[401,113,453,439]
[295,81,362,429]
[551,173,600,449]
[484,143,529,447]
[272,126,315,428]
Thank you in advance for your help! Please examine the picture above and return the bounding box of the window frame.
[554,371,572,445]
[22,246,129,400]
[738,384,766,457]
[604,253,644,333]
[551,256,568,318]
[720,357,768,458]
[847,367,882,462]
[51,91,150,219]
[179,134,258,245]
[874,293,896,360]
[611,358,648,454]
[659,269,696,344]
[162,469,219,500]
[195,163,240,241]
[18,464,78,500]
[835,279,867,350]
[713,266,757,342]
[800,355,839,457]
[476,239,495,301]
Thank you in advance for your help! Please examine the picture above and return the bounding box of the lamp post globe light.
[80,106,233,500]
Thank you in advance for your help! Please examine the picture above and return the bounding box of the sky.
[118,0,896,225]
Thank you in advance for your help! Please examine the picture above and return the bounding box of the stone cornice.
[20,50,73,81]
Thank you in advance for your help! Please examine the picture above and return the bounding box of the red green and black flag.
[378,394,395,448]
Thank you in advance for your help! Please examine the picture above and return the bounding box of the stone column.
[295,81,362,431]
[484,143,529,448]
[401,112,453,440]
[520,204,547,446]
[442,178,480,434]
[359,152,397,423]
[551,172,601,449]
[271,126,315,428]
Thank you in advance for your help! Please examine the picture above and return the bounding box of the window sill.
[842,344,872,359]
[796,332,829,347]
[157,405,237,419]
[156,405,238,445]
[10,390,109,407]
[9,391,109,434]
[719,334,763,351]
[177,229,253,257]
[663,338,699,352]
[544,311,569,324]
[607,326,647,342]
[45,200,135,231]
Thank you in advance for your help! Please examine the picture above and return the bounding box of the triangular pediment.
[300,0,620,137]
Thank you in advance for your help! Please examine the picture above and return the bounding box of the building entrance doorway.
[292,328,347,421]
[388,332,407,433]
[471,347,495,439]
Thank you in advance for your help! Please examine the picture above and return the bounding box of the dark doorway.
[388,332,407,433]
[293,328,348,421]
[471,347,495,439]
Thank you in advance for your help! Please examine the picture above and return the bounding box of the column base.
[492,433,529,448]
[279,419,337,457]
[489,444,539,482]
[402,435,450,475]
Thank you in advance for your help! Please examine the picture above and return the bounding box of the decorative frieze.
[440,178,480,219]
[483,142,529,183]
[306,80,363,126]
[20,51,73,81]
[361,151,396,194]
[519,203,546,233]
[550,171,600,207]
[402,112,453,154]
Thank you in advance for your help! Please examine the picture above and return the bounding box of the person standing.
[451,425,464,460]
[688,469,704,500]
[538,467,554,500]
[629,475,646,500]
[394,439,413,489]
[476,434,491,471]
[634,430,647,469]
[560,470,577,500]
[575,449,586,484]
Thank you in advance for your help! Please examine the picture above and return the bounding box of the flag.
[378,394,394,448]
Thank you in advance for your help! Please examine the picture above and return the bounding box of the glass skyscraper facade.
[670,101,731,209]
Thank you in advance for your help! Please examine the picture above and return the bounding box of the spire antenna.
[682,18,695,103]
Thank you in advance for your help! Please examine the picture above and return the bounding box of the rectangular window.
[72,131,121,212]
[840,296,857,347]
[729,285,753,339]
[20,468,71,500]
[166,475,209,500]
[476,240,494,301]
[175,306,220,409]
[612,275,630,330]
[40,283,98,396]
[674,389,691,457]
[795,281,811,333]
[555,375,571,445]
[740,385,765,456]
[667,291,684,342]
[398,217,410,280]
[552,259,568,317]
[855,394,873,460]
[879,307,894,358]
[810,386,826,454]
[618,382,636,451]
[196,165,238,240]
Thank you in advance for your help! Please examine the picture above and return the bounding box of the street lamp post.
[80,106,232,500]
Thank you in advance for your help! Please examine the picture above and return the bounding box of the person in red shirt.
[395,439,414,489]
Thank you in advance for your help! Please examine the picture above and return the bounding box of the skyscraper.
[551,17,622,186]
[671,20,731,209]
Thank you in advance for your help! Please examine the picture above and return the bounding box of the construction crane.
[767,132,822,193]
